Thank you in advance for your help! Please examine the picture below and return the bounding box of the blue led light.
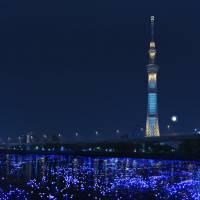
[0,155,199,199]
[148,93,157,115]
[149,81,156,89]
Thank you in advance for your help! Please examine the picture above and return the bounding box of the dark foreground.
[2,135,200,162]
[0,154,199,199]
[0,148,199,162]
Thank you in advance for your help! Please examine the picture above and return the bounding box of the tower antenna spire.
[150,16,155,42]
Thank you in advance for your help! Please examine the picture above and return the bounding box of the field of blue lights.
[0,154,199,199]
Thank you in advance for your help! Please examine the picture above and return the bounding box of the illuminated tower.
[145,16,160,137]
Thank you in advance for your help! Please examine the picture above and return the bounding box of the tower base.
[145,117,160,137]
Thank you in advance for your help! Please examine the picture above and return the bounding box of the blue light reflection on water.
[0,154,199,199]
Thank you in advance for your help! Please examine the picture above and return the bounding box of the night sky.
[0,0,200,138]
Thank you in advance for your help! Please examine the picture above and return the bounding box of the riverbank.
[0,149,199,161]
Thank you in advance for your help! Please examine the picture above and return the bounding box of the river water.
[0,154,199,199]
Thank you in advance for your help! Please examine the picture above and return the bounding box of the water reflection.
[0,154,199,199]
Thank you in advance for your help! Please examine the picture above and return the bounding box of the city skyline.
[1,1,200,137]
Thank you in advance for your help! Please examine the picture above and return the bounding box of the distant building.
[19,131,36,144]
[120,134,129,140]
[130,124,145,138]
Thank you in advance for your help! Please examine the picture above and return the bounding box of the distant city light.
[60,146,64,151]
[171,116,178,122]
[193,128,200,135]
[75,132,79,137]
[43,134,47,139]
